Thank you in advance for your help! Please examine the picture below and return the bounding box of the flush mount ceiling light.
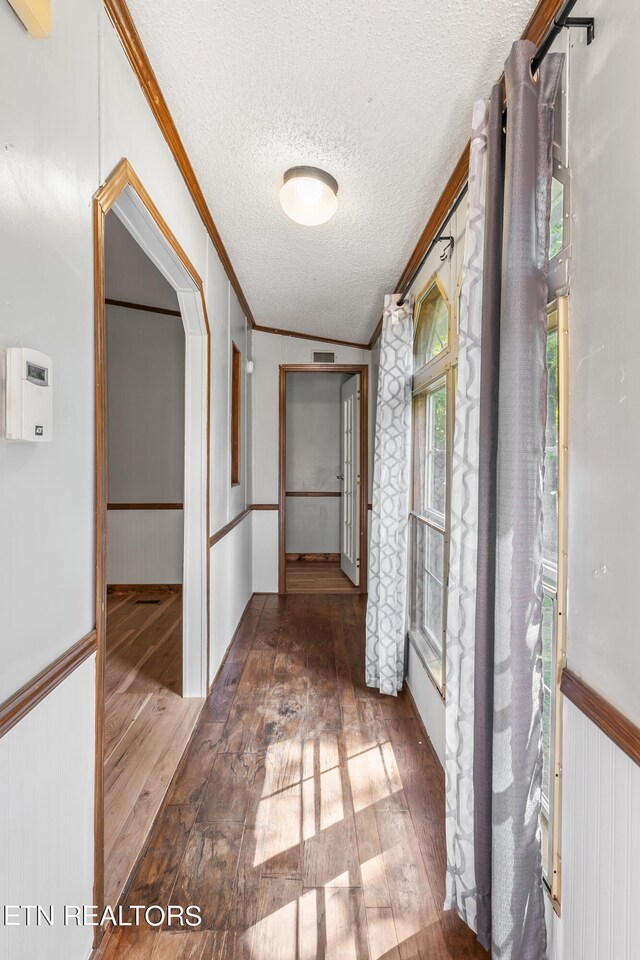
[279,166,339,226]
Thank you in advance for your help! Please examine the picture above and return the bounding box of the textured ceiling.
[125,0,535,342]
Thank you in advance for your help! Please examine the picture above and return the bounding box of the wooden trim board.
[253,322,369,351]
[107,502,183,510]
[105,297,181,317]
[0,630,97,740]
[106,583,182,595]
[278,364,368,595]
[286,553,340,562]
[560,669,640,766]
[209,506,252,546]
[286,490,341,497]
[209,503,280,547]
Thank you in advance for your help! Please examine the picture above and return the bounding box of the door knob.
[336,474,344,480]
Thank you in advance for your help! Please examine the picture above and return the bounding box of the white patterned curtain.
[444,99,489,929]
[365,294,413,695]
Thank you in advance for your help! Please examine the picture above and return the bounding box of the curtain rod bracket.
[438,236,455,262]
[561,17,595,45]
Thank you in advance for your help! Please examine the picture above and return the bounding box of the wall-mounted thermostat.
[6,347,53,442]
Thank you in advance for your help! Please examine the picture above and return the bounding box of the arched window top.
[413,277,450,372]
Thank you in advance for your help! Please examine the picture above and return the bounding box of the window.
[231,342,241,486]
[413,280,450,369]
[409,277,454,692]
[540,298,568,914]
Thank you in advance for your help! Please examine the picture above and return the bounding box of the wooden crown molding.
[374,0,571,352]
[560,669,640,766]
[253,323,369,351]
[0,631,97,740]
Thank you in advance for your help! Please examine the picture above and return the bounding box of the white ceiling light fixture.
[279,166,339,226]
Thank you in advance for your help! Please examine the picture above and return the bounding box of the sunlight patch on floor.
[348,741,403,812]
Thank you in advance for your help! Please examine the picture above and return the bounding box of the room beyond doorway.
[278,364,368,595]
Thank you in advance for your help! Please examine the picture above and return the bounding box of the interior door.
[340,374,360,585]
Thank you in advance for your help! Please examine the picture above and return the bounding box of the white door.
[340,375,360,585]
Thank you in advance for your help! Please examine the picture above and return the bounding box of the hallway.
[102,594,487,959]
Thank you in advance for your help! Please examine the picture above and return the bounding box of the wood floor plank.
[197,752,261,822]
[249,877,303,959]
[126,805,198,905]
[226,594,268,663]
[219,696,267,754]
[165,722,225,806]
[300,886,369,960]
[199,659,244,723]
[171,820,244,929]
[251,593,286,651]
[236,649,276,699]
[102,928,226,960]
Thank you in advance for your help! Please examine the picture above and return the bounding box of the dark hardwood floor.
[100,593,488,959]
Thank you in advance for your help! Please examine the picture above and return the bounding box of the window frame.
[230,341,241,487]
[541,297,568,915]
[409,274,456,696]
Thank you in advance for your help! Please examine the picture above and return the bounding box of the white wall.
[566,0,640,727]
[0,657,96,960]
[210,513,252,682]
[106,301,185,584]
[0,4,253,956]
[285,371,349,553]
[106,306,185,505]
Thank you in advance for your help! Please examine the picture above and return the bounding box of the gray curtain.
[366,294,413,695]
[473,41,564,960]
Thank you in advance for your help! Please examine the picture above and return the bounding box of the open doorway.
[278,364,368,594]
[93,161,210,920]
[101,210,200,906]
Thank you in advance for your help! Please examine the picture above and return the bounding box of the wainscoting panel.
[209,509,253,684]
[557,698,640,960]
[107,509,184,585]
[0,656,96,960]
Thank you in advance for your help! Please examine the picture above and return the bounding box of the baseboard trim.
[106,583,182,594]
[207,591,255,694]
[286,553,340,562]
[404,683,445,783]
[0,630,97,740]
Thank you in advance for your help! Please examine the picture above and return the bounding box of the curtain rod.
[397,0,594,307]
